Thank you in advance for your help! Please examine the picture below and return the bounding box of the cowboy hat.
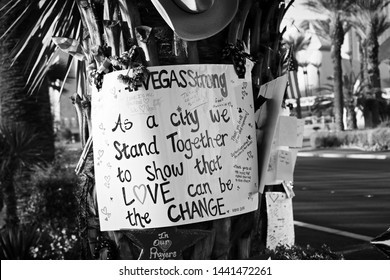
[151,0,239,41]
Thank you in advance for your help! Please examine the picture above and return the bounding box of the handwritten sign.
[266,192,294,250]
[125,228,209,259]
[92,64,258,230]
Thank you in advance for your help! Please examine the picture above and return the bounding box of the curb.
[297,152,388,160]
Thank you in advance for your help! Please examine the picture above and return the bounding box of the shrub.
[371,128,390,150]
[17,145,80,259]
[30,226,80,260]
[310,128,390,150]
[253,244,343,260]
[0,225,40,260]
[378,117,390,128]
[310,131,342,148]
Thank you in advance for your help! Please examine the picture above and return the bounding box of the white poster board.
[92,64,258,230]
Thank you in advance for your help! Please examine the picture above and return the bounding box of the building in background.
[49,54,80,142]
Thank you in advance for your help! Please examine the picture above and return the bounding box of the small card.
[274,116,304,148]
[277,149,294,182]
[266,192,295,250]
[265,149,294,184]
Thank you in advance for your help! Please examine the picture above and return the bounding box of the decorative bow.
[222,40,256,79]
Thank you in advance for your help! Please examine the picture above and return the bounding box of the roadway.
[293,156,390,259]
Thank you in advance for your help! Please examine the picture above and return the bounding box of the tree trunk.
[346,94,358,130]
[76,0,286,260]
[366,22,381,127]
[331,17,344,131]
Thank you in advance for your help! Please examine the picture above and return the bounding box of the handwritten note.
[265,149,295,184]
[266,192,294,250]
[92,64,258,230]
[274,116,304,148]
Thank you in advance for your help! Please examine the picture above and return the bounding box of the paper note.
[277,150,294,182]
[275,116,304,148]
[266,192,295,250]
[276,116,297,147]
[295,119,304,148]
[265,149,294,184]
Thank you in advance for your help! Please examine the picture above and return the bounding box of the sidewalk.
[298,148,390,160]
[294,225,388,260]
[297,139,390,160]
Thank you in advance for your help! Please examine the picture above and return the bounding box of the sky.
[281,0,328,33]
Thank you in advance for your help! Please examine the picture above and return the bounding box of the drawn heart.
[101,206,111,218]
[133,184,146,204]
[158,240,172,253]
[269,193,279,203]
[98,150,104,158]
[104,175,111,182]
[143,97,149,104]
[139,104,147,113]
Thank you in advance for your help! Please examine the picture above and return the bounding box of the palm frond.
[0,123,45,172]
[354,0,389,11]
[304,0,355,17]
[0,0,81,94]
[300,19,331,41]
[283,32,312,53]
[350,0,390,39]
[0,225,40,260]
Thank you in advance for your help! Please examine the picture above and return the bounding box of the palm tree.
[0,0,291,259]
[304,0,355,131]
[0,0,55,162]
[350,0,390,127]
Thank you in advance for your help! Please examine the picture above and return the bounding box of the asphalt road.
[293,156,390,259]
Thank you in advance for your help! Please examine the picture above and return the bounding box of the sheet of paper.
[276,116,297,147]
[296,119,304,147]
[256,75,288,192]
[276,150,294,182]
[266,192,295,250]
[275,116,304,148]
[265,149,294,184]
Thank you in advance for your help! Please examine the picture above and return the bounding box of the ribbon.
[222,40,256,79]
